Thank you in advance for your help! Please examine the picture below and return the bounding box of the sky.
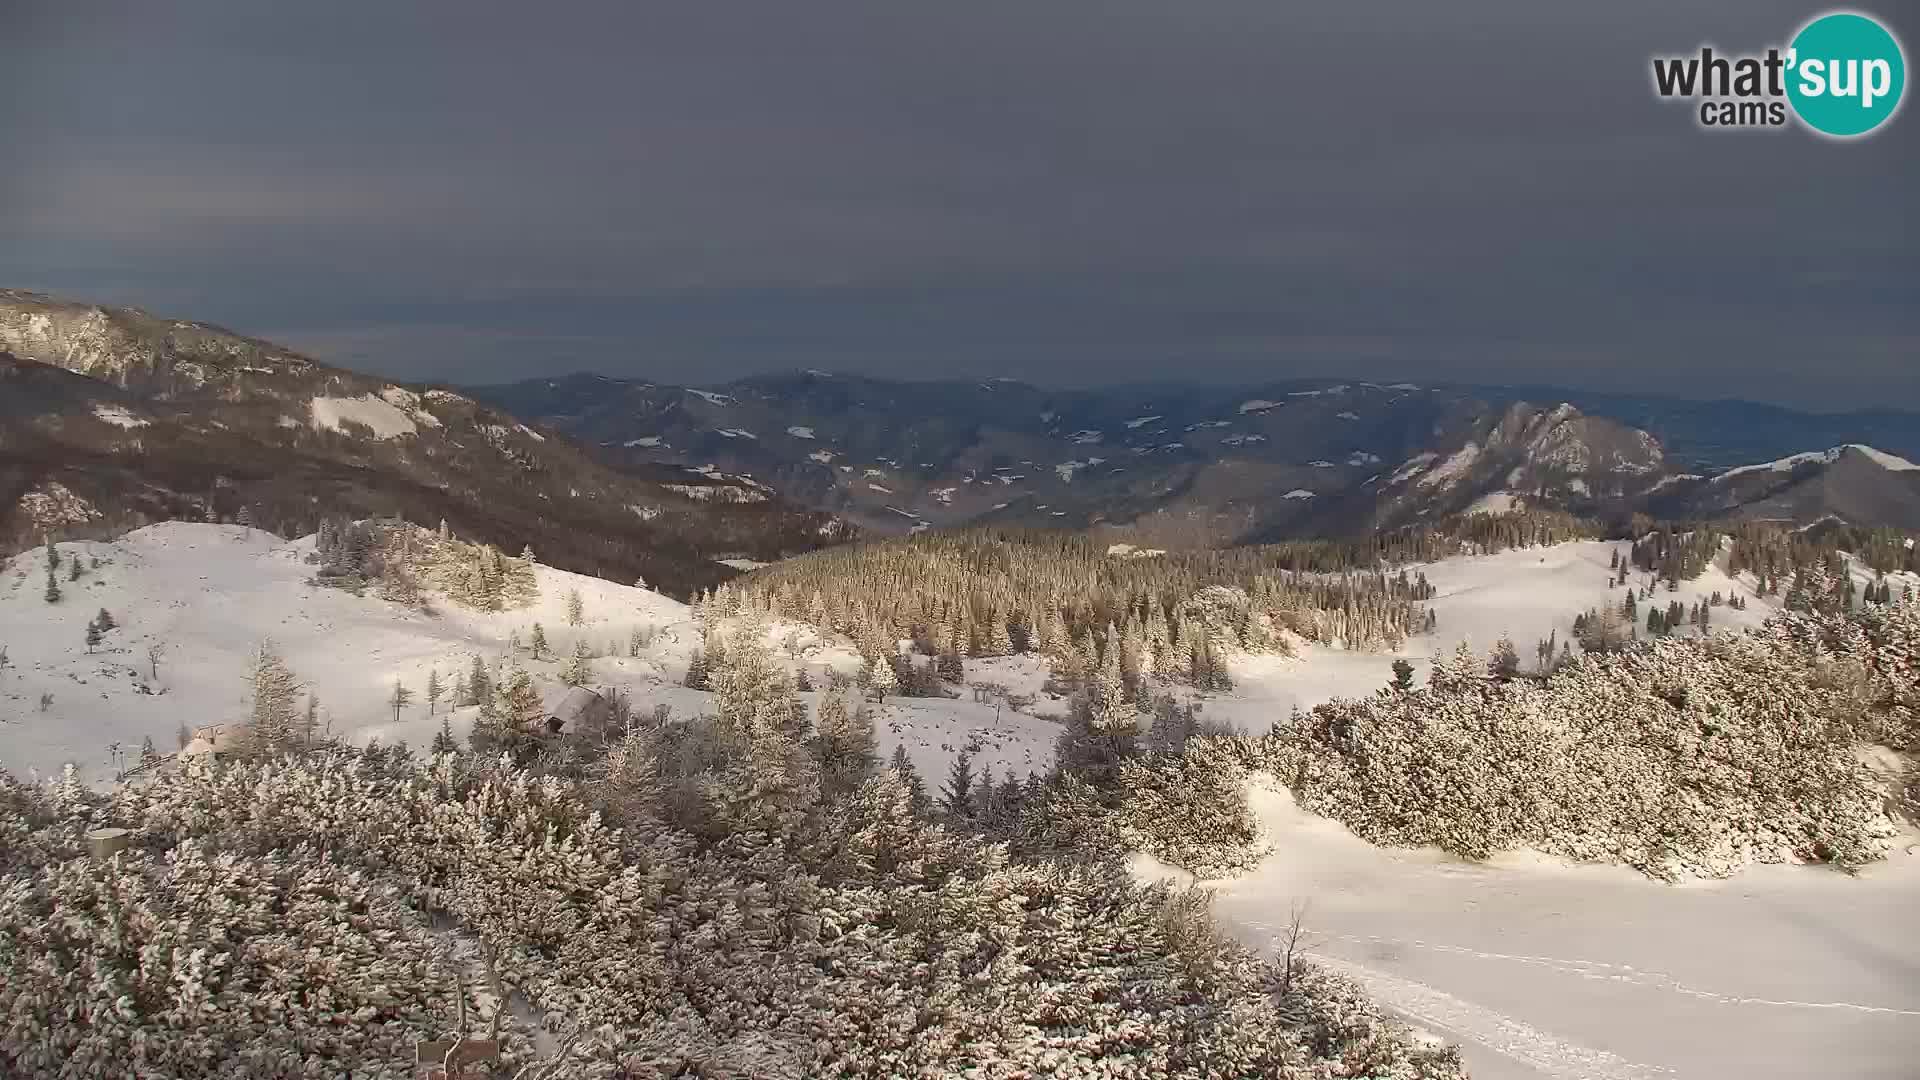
[2,2,1915,410]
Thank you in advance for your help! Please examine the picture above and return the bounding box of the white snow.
[1104,544,1167,558]
[623,436,664,448]
[1391,453,1439,484]
[1715,444,1919,480]
[685,389,736,407]
[1187,541,1774,737]
[1221,433,1267,446]
[1418,443,1481,488]
[1238,399,1281,413]
[378,386,420,410]
[1125,415,1163,429]
[1068,430,1104,445]
[514,424,544,442]
[1139,782,1920,1080]
[0,523,1068,798]
[1336,411,1360,420]
[1467,491,1523,515]
[308,395,418,439]
[1853,445,1920,471]
[867,483,893,494]
[1643,473,1702,493]
[0,524,685,784]
[1347,451,1382,466]
[808,449,836,464]
[715,558,771,571]
[785,426,816,439]
[91,404,148,429]
[714,427,757,440]
[1053,457,1105,483]
[1283,489,1315,499]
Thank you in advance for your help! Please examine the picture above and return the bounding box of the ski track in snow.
[1300,951,1672,1080]
[1328,934,1920,1019]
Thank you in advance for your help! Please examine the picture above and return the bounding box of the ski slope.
[0,524,1060,787]
[1138,784,1920,1080]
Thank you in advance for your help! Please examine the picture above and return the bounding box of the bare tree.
[1277,899,1313,996]
[146,642,164,681]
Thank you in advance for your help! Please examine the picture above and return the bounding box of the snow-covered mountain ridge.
[0,290,851,593]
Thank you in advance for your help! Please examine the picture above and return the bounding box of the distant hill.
[0,290,852,595]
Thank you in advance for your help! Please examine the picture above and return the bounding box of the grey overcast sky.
[2,2,1915,409]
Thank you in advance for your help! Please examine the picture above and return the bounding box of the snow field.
[0,524,1067,789]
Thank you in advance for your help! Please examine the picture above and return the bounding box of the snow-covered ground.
[0,524,1063,786]
[8,525,1915,1078]
[1138,783,1920,1080]
[1142,540,1920,1080]
[1197,540,1781,734]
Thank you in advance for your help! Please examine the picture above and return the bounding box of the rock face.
[0,291,850,594]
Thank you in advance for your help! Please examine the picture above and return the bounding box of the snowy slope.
[1134,539,1920,1080]
[1138,783,1920,1080]
[0,523,1063,787]
[1195,540,1778,734]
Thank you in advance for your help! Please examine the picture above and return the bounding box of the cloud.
[0,0,1913,409]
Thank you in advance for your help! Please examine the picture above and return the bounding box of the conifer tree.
[561,639,593,687]
[566,588,584,626]
[244,640,300,754]
[986,610,1013,655]
[866,651,898,699]
[1487,635,1520,681]
[940,750,977,818]
[424,669,442,715]
[467,654,491,706]
[431,714,458,755]
[388,679,413,723]
[889,744,931,815]
[530,622,549,659]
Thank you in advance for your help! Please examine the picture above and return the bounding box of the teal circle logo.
[1787,11,1906,137]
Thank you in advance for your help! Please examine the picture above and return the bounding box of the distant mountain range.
[4,289,1916,577]
[469,371,1920,539]
[0,291,848,595]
